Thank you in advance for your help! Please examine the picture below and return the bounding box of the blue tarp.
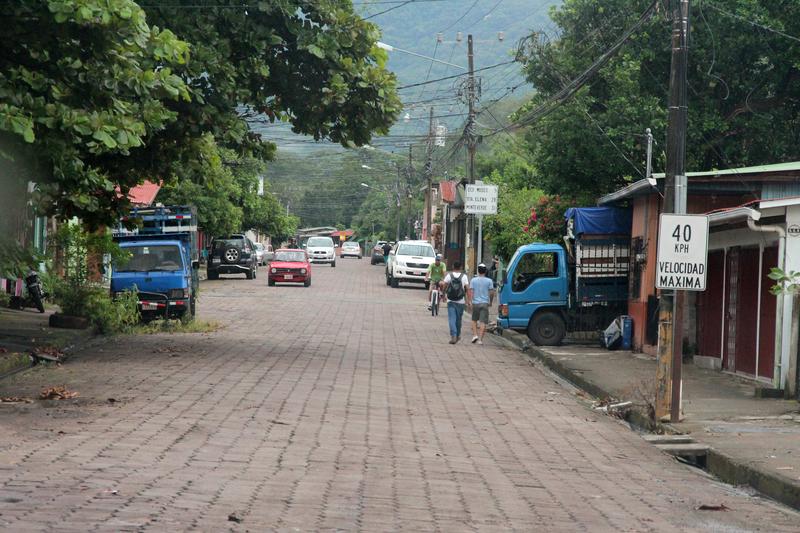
[564,207,632,236]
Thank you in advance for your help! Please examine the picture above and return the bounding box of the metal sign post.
[464,184,498,267]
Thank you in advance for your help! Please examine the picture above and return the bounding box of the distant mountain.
[357,0,560,145]
[255,1,560,153]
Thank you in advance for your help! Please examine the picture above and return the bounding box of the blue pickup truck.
[111,205,199,321]
[497,207,631,345]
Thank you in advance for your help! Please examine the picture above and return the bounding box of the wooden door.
[735,248,760,376]
[696,251,725,358]
[758,246,778,379]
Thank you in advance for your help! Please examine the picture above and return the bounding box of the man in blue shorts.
[468,263,496,345]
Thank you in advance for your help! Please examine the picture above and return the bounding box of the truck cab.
[112,206,199,320]
[497,244,570,345]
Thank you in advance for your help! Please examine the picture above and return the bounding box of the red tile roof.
[439,181,457,203]
[126,180,161,206]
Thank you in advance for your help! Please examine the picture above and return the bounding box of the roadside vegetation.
[135,319,221,335]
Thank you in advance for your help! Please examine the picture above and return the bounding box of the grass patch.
[134,318,222,334]
[0,352,32,375]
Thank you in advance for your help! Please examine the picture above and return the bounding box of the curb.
[0,334,99,383]
[494,329,800,511]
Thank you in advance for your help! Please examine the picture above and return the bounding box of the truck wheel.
[391,276,399,288]
[331,261,336,268]
[385,273,391,286]
[424,281,430,290]
[528,312,566,346]
[268,279,275,287]
[246,268,254,280]
[207,270,219,280]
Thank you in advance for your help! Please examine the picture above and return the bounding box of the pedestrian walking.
[382,241,393,263]
[468,263,496,345]
[488,256,500,286]
[442,260,470,344]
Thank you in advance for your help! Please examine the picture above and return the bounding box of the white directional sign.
[656,214,709,291]
[464,184,498,215]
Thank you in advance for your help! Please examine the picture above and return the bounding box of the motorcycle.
[9,269,46,313]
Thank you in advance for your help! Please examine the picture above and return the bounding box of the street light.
[376,41,466,70]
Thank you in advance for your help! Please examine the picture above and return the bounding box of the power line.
[483,0,660,136]
[397,60,515,89]
[703,2,800,44]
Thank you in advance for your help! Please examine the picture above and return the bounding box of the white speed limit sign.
[656,214,709,291]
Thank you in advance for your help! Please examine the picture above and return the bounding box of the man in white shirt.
[442,260,470,344]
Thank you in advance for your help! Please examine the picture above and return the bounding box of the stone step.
[654,443,710,458]
[642,434,695,445]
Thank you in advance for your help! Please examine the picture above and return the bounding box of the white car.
[254,242,266,265]
[385,240,436,288]
[340,241,362,259]
[305,236,336,267]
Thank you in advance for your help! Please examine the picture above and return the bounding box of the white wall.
[780,206,800,388]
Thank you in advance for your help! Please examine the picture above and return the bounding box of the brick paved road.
[0,258,797,531]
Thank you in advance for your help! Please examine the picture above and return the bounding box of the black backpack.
[446,273,465,301]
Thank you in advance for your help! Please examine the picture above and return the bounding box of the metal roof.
[600,161,800,205]
[652,161,800,179]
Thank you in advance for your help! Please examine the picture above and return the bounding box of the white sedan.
[340,241,362,259]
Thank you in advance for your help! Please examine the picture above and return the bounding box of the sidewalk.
[498,330,800,510]
[0,307,94,377]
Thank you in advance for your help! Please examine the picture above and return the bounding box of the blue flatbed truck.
[111,205,199,321]
[497,207,631,345]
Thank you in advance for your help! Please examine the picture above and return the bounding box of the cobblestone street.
[0,259,797,531]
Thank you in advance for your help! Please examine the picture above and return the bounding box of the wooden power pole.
[656,0,691,423]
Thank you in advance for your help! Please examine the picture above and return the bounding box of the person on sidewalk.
[468,263,496,345]
[442,260,470,344]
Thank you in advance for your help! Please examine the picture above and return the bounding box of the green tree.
[142,0,401,156]
[518,0,800,198]
[1,0,190,227]
[2,0,400,232]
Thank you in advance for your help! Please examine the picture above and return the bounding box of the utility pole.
[425,107,434,244]
[464,34,478,273]
[656,0,690,424]
[395,163,402,241]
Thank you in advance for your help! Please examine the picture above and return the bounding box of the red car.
[268,249,312,287]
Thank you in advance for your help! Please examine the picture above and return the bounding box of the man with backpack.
[442,260,470,344]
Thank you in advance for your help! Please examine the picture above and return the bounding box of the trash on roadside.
[593,399,632,417]
[228,513,243,523]
[39,386,79,400]
[697,503,729,511]
[1,397,33,403]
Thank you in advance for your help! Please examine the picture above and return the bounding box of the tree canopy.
[517,0,800,198]
[2,0,401,230]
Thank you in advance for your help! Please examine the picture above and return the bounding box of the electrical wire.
[703,2,800,44]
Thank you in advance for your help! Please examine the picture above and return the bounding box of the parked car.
[370,241,388,265]
[341,241,362,259]
[306,236,336,267]
[268,249,311,287]
[207,234,258,279]
[254,242,266,265]
[385,240,436,288]
[263,244,275,263]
